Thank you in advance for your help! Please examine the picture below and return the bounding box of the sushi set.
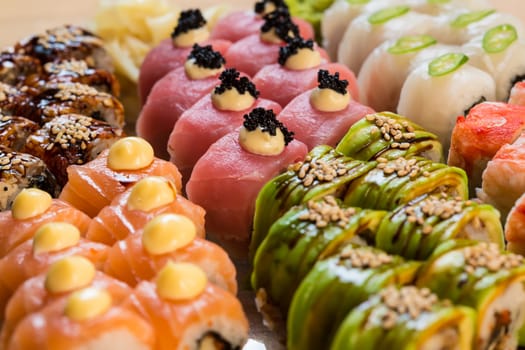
[2,0,525,349]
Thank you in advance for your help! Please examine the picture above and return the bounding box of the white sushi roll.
[337,6,440,75]
[358,34,462,112]
[462,24,525,101]
[397,52,496,152]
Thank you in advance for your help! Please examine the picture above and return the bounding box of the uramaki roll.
[287,244,421,350]
[252,195,386,313]
[330,286,476,350]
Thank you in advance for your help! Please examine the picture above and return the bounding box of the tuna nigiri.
[187,107,308,242]
[168,68,282,181]
[103,213,237,293]
[136,44,226,159]
[278,69,373,150]
[138,9,231,104]
[59,137,182,218]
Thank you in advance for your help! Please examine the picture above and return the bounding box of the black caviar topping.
[243,107,294,145]
[214,68,259,98]
[171,9,207,38]
[278,37,315,66]
[254,0,288,14]
[317,69,348,95]
[187,44,225,69]
[261,8,299,43]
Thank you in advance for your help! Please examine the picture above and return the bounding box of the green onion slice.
[450,9,495,28]
[388,34,438,55]
[428,53,469,77]
[368,6,410,25]
[482,24,518,53]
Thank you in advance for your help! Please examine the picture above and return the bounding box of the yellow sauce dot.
[33,222,81,254]
[107,137,154,171]
[184,59,224,80]
[156,261,207,301]
[11,188,52,220]
[173,27,209,48]
[142,214,196,255]
[65,287,112,321]
[211,89,255,111]
[260,28,289,44]
[45,256,96,294]
[239,126,285,156]
[284,48,322,71]
[127,177,177,212]
[310,88,351,112]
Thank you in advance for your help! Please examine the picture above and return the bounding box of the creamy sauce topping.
[127,177,177,212]
[260,28,289,44]
[142,214,197,255]
[284,48,322,70]
[173,27,209,48]
[310,88,351,112]
[45,256,96,293]
[184,58,224,80]
[239,126,285,156]
[33,222,81,254]
[65,287,112,321]
[107,137,154,171]
[212,88,256,111]
[11,188,52,220]
[156,261,207,300]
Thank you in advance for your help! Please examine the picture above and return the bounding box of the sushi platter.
[2,0,525,349]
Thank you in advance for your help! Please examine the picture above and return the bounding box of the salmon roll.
[86,176,205,245]
[0,222,108,319]
[138,8,231,104]
[136,44,226,159]
[277,69,372,150]
[123,261,249,350]
[0,189,91,257]
[0,115,38,152]
[7,286,154,350]
[59,137,182,218]
[168,68,281,181]
[186,107,308,242]
[448,101,525,194]
[104,213,237,293]
[1,256,131,349]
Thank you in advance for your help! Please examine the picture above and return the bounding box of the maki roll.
[250,145,374,255]
[508,81,525,106]
[136,44,226,159]
[252,196,386,313]
[168,68,282,181]
[186,107,307,243]
[277,69,372,150]
[397,52,496,152]
[0,115,38,152]
[416,241,525,349]
[335,112,443,163]
[138,8,231,103]
[343,156,469,210]
[505,191,525,255]
[330,285,476,350]
[0,51,43,86]
[86,176,205,245]
[122,261,249,349]
[0,82,37,120]
[374,192,504,260]
[287,244,420,350]
[59,137,182,218]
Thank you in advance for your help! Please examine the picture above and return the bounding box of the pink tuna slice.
[167,95,282,182]
[210,10,315,43]
[278,89,374,150]
[136,67,221,159]
[186,129,308,242]
[253,62,358,108]
[138,38,231,104]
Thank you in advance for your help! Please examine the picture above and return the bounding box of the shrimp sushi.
[59,137,182,218]
[86,176,205,245]
[138,9,231,104]
[103,213,237,293]
[122,261,249,349]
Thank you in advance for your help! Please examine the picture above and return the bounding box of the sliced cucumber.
[428,52,469,77]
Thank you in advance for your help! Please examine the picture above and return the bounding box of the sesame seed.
[338,246,394,268]
[54,82,107,101]
[44,59,89,75]
[463,243,523,272]
[379,157,421,179]
[368,114,416,145]
[298,196,357,228]
[292,156,350,187]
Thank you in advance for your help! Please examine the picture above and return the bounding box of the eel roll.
[374,192,504,260]
[287,244,420,350]
[250,145,374,257]
[343,156,468,211]
[252,195,386,313]
[416,240,525,349]
[335,111,443,162]
[330,285,476,350]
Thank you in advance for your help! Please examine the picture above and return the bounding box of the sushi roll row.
[0,136,250,349]
[0,25,130,211]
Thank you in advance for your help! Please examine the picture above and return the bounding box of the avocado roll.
[330,285,476,350]
[250,145,375,257]
[335,112,443,163]
[251,195,386,313]
[416,241,525,349]
[343,156,469,211]
[287,244,421,350]
[374,193,504,260]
